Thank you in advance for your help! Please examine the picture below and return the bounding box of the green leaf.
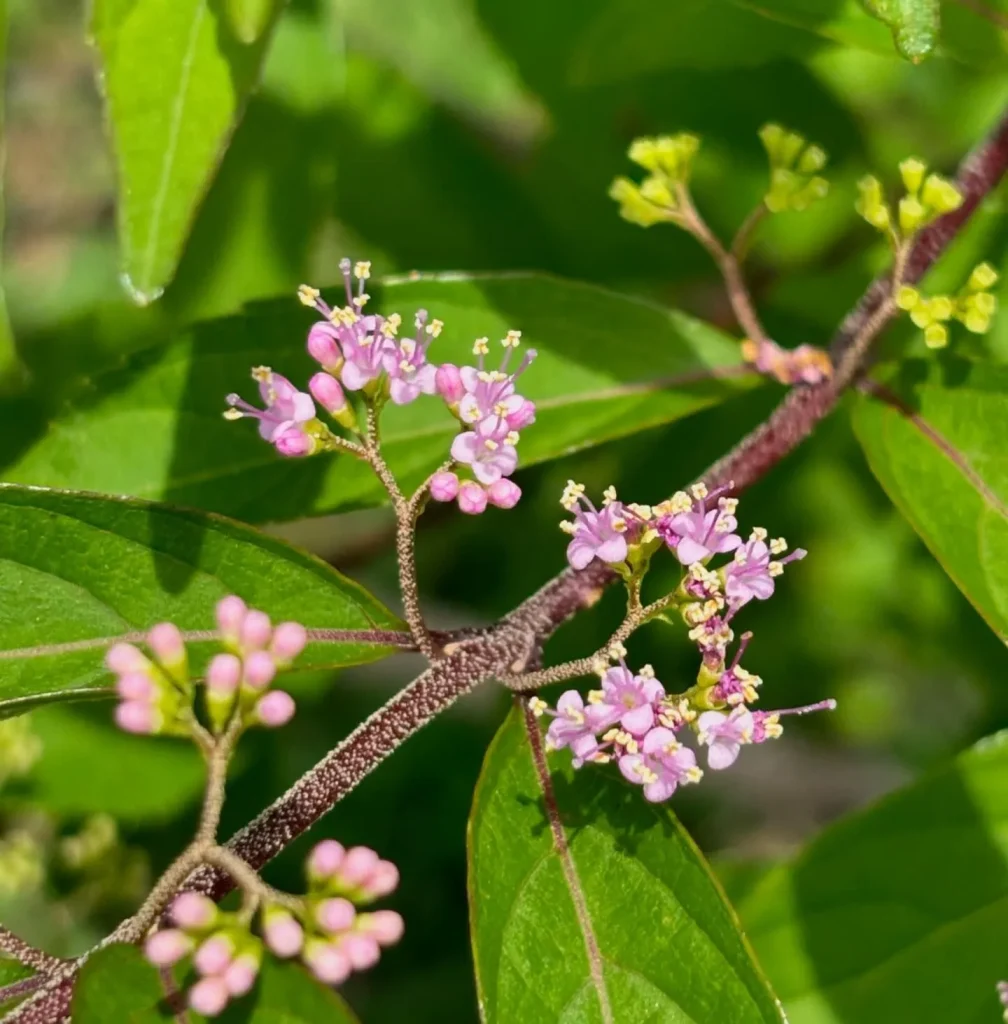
[0,957,35,1013]
[734,730,1008,1023]
[861,0,940,61]
[0,484,403,714]
[72,945,360,1022]
[224,0,275,45]
[467,706,783,1024]
[220,957,361,1022]
[2,274,757,522]
[88,0,283,303]
[72,944,174,1022]
[853,359,1008,641]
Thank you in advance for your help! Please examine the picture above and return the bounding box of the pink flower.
[586,665,665,736]
[506,398,536,431]
[225,368,316,456]
[657,485,741,565]
[618,728,702,802]
[488,479,521,509]
[429,471,460,502]
[383,310,439,405]
[723,530,806,607]
[435,363,464,404]
[458,481,488,515]
[696,708,754,770]
[457,335,536,426]
[709,632,760,706]
[307,321,344,372]
[309,372,348,416]
[544,691,601,766]
[561,486,631,571]
[450,418,518,485]
[340,316,393,392]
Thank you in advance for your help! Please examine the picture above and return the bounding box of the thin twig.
[730,203,768,262]
[0,930,60,976]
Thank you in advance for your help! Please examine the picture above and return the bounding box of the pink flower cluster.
[538,482,834,802]
[224,258,537,514]
[107,597,304,737]
[145,842,403,1016]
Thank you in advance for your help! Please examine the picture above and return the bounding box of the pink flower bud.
[271,622,308,663]
[106,642,150,675]
[305,940,351,986]
[194,934,233,977]
[339,846,380,887]
[360,909,405,946]
[207,653,242,695]
[144,929,192,966]
[340,933,380,970]
[172,892,218,930]
[309,840,346,878]
[223,954,259,997]
[215,596,247,643]
[188,976,230,1016]
[360,860,400,900]
[309,372,348,415]
[275,427,314,457]
[255,690,296,727]
[115,700,160,735]
[316,897,356,934]
[242,651,276,690]
[147,622,185,668]
[506,398,536,431]
[263,913,304,958]
[457,481,488,515]
[307,322,344,371]
[240,610,272,652]
[488,479,521,510]
[116,672,157,701]
[435,363,464,404]
[429,471,459,502]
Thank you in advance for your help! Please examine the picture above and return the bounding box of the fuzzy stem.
[0,929,61,976]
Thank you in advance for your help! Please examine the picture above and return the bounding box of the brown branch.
[0,928,60,976]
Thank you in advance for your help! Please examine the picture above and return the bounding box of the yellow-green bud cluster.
[609,133,700,228]
[896,262,999,349]
[857,158,963,242]
[758,124,829,213]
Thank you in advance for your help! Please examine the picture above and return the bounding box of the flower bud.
[106,642,151,676]
[309,372,348,416]
[145,929,192,966]
[429,471,460,502]
[224,953,260,996]
[505,399,536,431]
[188,977,230,1016]
[316,897,356,934]
[435,363,465,404]
[271,622,308,665]
[242,650,276,691]
[307,322,344,372]
[147,623,187,680]
[488,479,521,510]
[240,610,272,652]
[263,909,304,958]
[359,909,405,946]
[254,690,296,728]
[116,673,157,701]
[340,933,380,970]
[274,426,315,457]
[172,891,218,930]
[309,840,346,879]
[339,846,380,887]
[194,934,234,976]
[115,701,161,735]
[304,939,351,985]
[207,653,242,696]
[359,859,399,900]
[458,481,488,515]
[215,596,247,646]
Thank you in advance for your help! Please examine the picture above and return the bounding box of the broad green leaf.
[734,730,1008,1024]
[72,944,360,1022]
[220,957,361,1022]
[861,0,939,61]
[0,484,403,713]
[467,707,783,1024]
[88,0,283,303]
[72,944,173,1022]
[853,359,1008,641]
[1,274,757,523]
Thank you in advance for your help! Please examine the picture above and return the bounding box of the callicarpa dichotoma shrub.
[4,4,1008,1024]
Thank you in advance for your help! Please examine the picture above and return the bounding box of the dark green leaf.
[734,730,1008,1023]
[0,484,403,713]
[853,359,1008,641]
[220,957,361,1022]
[88,0,283,302]
[72,944,174,1022]
[467,707,783,1024]
[2,275,757,522]
[861,0,940,61]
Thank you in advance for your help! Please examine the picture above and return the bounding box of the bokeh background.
[3,0,1008,1020]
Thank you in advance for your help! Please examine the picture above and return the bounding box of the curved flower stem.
[676,186,771,347]
[503,591,678,692]
[202,847,300,913]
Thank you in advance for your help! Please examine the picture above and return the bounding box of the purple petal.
[595,535,628,565]
[643,777,678,802]
[621,703,654,737]
[675,537,710,565]
[341,362,371,391]
[389,379,420,405]
[712,532,743,554]
[707,741,741,771]
[618,754,645,785]
[450,432,480,464]
[566,539,596,571]
[642,727,678,755]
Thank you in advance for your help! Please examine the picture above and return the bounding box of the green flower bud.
[899,157,927,195]
[798,145,827,175]
[968,262,999,291]
[921,174,963,215]
[896,285,920,310]
[924,323,948,348]
[856,176,891,232]
[899,195,926,235]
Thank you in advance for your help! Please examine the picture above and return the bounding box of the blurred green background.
[2,0,1008,1020]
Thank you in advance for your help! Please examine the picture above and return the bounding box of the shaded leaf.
[0,485,403,713]
[1,274,757,523]
[88,0,283,302]
[220,957,361,1022]
[72,944,174,1022]
[853,359,1008,641]
[467,706,783,1024]
[734,730,1008,1024]
[861,0,940,61]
